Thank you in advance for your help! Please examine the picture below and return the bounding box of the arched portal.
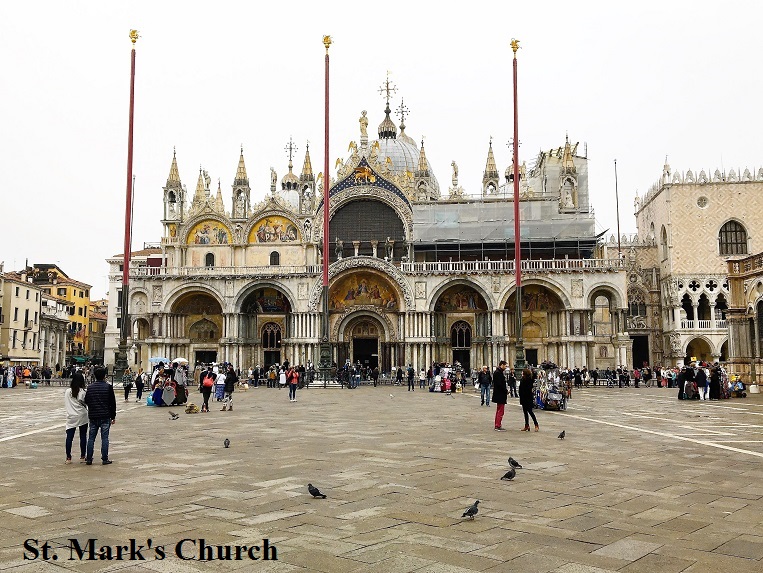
[171,292,224,366]
[239,286,292,368]
[339,313,387,371]
[433,284,488,372]
[685,337,712,365]
[506,285,564,367]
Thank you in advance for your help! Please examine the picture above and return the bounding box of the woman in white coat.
[64,372,88,464]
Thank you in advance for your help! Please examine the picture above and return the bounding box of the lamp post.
[114,30,138,380]
[511,39,526,371]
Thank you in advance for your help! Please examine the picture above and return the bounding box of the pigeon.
[462,500,479,519]
[501,468,516,480]
[389,394,394,398]
[223,438,230,448]
[308,484,327,498]
[508,457,522,469]
[169,412,179,420]
[558,430,565,440]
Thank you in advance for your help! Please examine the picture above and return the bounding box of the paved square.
[2,384,763,572]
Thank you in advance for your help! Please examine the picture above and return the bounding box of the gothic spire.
[416,138,430,178]
[214,178,226,213]
[234,146,248,185]
[300,142,314,182]
[193,167,206,202]
[483,137,499,180]
[167,147,181,186]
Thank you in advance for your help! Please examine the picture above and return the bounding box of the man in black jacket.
[492,361,509,431]
[84,367,117,465]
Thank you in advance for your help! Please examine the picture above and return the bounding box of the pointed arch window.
[451,321,472,349]
[270,251,280,266]
[661,226,668,260]
[719,220,748,255]
[262,323,282,350]
[205,253,215,267]
[167,191,176,203]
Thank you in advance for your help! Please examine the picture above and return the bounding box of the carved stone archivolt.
[307,257,415,312]
[331,306,397,343]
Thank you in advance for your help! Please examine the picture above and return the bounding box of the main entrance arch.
[338,313,389,371]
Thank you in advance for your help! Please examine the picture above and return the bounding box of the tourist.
[696,366,708,400]
[288,366,299,402]
[508,368,518,398]
[64,373,88,464]
[221,364,237,411]
[396,366,403,386]
[492,360,508,431]
[84,367,116,465]
[419,368,426,389]
[199,366,216,412]
[709,366,721,400]
[407,365,415,391]
[519,368,539,432]
[477,366,492,406]
[135,369,146,402]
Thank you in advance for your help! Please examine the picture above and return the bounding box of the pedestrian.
[372,366,379,387]
[419,368,426,389]
[288,366,299,402]
[407,365,415,391]
[492,360,509,431]
[221,364,237,411]
[135,369,145,402]
[123,371,133,402]
[709,366,721,400]
[83,367,116,465]
[477,366,492,406]
[64,372,88,464]
[396,366,403,386]
[519,368,539,432]
[199,366,216,412]
[508,368,518,398]
[279,367,287,389]
[696,366,708,400]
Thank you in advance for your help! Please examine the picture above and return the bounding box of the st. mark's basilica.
[105,92,629,375]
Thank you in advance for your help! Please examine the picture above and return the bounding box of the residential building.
[40,294,70,370]
[28,264,92,362]
[0,270,43,365]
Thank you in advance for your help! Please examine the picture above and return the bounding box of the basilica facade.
[104,104,629,375]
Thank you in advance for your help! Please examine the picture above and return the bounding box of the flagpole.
[319,35,333,383]
[511,39,525,371]
[115,30,139,378]
[614,159,621,256]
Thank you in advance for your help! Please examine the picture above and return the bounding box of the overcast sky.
[1,1,760,299]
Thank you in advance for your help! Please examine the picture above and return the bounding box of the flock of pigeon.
[218,426,566,521]
[462,430,566,520]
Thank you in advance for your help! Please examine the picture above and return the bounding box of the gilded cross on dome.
[395,98,409,126]
[378,71,397,107]
[284,137,298,163]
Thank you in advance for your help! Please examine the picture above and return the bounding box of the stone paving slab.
[3,385,763,571]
